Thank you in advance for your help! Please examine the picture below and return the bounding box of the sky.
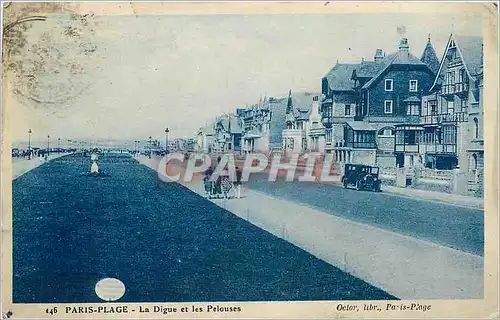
[7,7,483,145]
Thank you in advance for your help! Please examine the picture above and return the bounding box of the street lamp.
[134,140,139,155]
[165,127,170,155]
[148,136,152,159]
[28,129,32,159]
[47,135,50,156]
[57,137,61,151]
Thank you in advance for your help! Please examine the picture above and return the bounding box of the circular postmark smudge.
[95,278,126,301]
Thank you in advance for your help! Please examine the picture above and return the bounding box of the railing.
[420,168,453,181]
[421,143,457,154]
[394,144,418,152]
[309,128,325,136]
[380,167,396,177]
[421,112,467,124]
[441,82,469,95]
[346,141,377,149]
[448,57,464,68]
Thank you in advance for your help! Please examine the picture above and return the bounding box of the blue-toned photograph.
[2,2,489,314]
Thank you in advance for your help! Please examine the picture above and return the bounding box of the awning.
[346,120,376,131]
[243,129,262,139]
[403,96,421,103]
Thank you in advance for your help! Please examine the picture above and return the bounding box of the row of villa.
[194,33,484,194]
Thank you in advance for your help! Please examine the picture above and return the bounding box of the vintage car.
[342,164,381,192]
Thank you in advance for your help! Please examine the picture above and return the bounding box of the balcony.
[422,112,467,124]
[448,57,464,68]
[395,144,419,153]
[421,143,457,155]
[309,127,325,136]
[441,82,469,95]
[345,141,377,149]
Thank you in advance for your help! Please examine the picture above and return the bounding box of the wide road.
[12,153,395,303]
[245,173,484,256]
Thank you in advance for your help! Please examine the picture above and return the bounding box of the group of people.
[203,157,242,199]
[12,149,49,160]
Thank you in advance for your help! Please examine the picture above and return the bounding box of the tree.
[3,2,101,112]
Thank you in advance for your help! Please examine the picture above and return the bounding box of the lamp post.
[28,129,32,159]
[148,136,152,159]
[57,137,61,152]
[47,135,50,156]
[165,127,170,155]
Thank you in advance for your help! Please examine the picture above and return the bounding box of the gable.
[430,34,483,91]
[361,51,429,90]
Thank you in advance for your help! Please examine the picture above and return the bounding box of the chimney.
[374,48,384,61]
[399,37,409,52]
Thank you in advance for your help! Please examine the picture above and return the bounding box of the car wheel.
[343,180,348,189]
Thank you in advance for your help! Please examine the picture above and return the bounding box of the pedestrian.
[233,166,242,199]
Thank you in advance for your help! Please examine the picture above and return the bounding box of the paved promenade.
[138,155,484,300]
[11,153,71,180]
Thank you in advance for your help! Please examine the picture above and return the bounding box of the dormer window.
[385,79,393,91]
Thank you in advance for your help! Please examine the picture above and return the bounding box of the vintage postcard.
[1,1,498,319]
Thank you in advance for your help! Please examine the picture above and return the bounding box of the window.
[447,101,454,114]
[344,104,351,116]
[395,130,404,144]
[384,100,393,114]
[459,69,465,83]
[323,104,332,119]
[429,100,437,115]
[442,126,457,144]
[446,71,456,85]
[407,102,420,116]
[385,79,393,91]
[473,117,479,139]
[404,130,418,145]
[409,80,418,92]
[378,128,395,136]
[325,129,332,143]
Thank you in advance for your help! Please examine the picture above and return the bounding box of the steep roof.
[431,34,483,91]
[361,51,429,89]
[198,121,214,135]
[357,60,384,78]
[420,36,440,74]
[286,91,320,120]
[215,114,242,134]
[324,63,358,91]
[268,98,287,148]
[230,115,243,134]
[454,35,483,76]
